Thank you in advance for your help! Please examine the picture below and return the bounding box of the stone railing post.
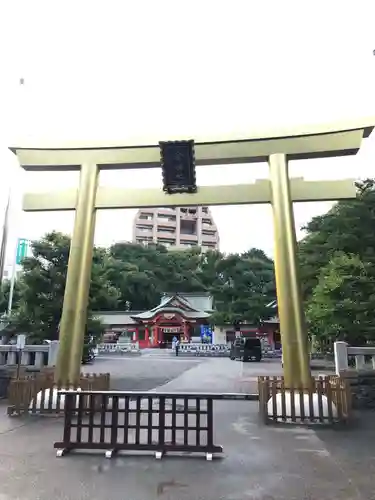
[48,341,60,366]
[355,354,366,371]
[334,341,349,375]
[7,350,16,365]
[34,351,44,368]
[21,351,31,366]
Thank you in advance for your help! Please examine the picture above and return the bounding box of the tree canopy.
[306,252,375,345]
[0,231,276,343]
[300,179,375,347]
[299,179,375,299]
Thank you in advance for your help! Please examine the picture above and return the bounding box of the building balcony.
[201,232,218,243]
[135,229,153,238]
[156,218,177,227]
[156,231,177,241]
[135,219,154,227]
[180,233,198,242]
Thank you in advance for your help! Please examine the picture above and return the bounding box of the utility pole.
[0,77,25,287]
[0,190,11,286]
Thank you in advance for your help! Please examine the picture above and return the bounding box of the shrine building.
[97,292,213,348]
[96,292,280,349]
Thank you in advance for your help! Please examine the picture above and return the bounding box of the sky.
[0,1,375,270]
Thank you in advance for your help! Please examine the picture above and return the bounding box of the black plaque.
[160,140,197,194]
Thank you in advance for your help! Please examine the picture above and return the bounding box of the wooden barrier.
[7,372,110,417]
[54,391,258,460]
[258,376,351,425]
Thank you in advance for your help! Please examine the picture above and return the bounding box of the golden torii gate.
[10,119,374,388]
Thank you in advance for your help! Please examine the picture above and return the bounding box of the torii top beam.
[10,118,374,171]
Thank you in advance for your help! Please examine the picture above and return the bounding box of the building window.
[180,219,197,235]
[157,238,175,246]
[158,214,176,222]
[136,225,152,232]
[136,237,153,245]
[202,242,216,248]
[201,207,208,214]
[139,213,153,220]
[157,226,175,234]
[181,207,197,216]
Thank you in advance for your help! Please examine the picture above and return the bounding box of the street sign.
[16,238,28,265]
[16,334,26,350]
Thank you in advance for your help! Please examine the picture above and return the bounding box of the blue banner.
[200,325,212,343]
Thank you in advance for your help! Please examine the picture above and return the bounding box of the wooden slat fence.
[7,372,110,416]
[258,375,351,425]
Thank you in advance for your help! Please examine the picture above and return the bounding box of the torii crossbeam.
[10,118,375,388]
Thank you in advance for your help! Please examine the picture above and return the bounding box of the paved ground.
[87,352,204,391]
[0,353,374,500]
[85,350,296,393]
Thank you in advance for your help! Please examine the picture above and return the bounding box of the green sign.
[16,238,28,265]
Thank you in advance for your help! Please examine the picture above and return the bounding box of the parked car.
[230,337,262,362]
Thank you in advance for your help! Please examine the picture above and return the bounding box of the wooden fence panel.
[7,372,110,416]
[257,375,351,426]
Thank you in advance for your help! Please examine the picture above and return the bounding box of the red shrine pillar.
[134,327,139,344]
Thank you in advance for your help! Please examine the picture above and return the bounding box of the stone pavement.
[150,357,284,394]
[0,357,374,500]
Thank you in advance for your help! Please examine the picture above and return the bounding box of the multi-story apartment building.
[132,206,220,251]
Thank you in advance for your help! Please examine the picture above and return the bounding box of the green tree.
[13,232,117,343]
[306,252,375,346]
[210,249,275,325]
[107,243,275,324]
[107,243,206,310]
[7,231,277,340]
[160,247,206,293]
[299,179,375,300]
[0,280,22,315]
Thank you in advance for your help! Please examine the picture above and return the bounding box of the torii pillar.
[10,119,374,387]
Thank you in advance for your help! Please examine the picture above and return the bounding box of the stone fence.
[334,342,375,373]
[0,341,59,370]
[334,341,375,410]
[97,342,141,354]
[177,343,230,357]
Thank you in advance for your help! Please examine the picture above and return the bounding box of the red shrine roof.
[130,293,211,321]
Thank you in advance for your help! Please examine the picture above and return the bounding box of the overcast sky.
[0,1,375,268]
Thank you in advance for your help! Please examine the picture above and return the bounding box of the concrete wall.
[0,341,59,370]
[343,372,375,410]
